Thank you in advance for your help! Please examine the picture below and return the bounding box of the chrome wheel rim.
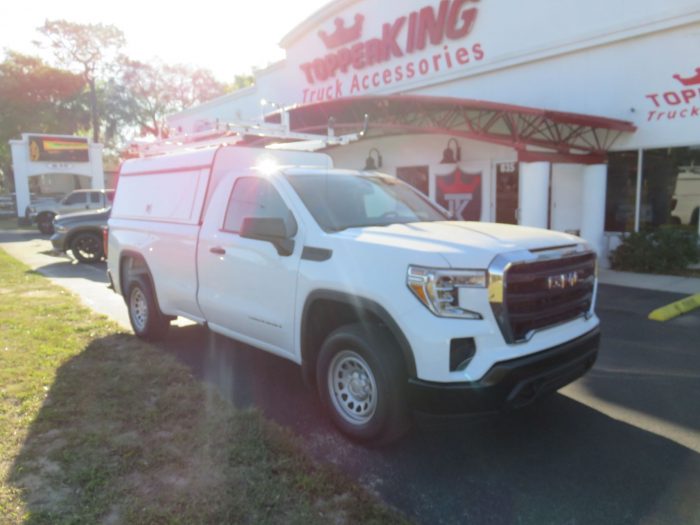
[129,287,148,332]
[328,350,377,425]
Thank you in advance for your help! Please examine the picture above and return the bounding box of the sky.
[0,0,331,82]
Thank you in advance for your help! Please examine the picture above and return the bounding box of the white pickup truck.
[107,146,600,443]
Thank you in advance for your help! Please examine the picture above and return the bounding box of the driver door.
[197,175,302,358]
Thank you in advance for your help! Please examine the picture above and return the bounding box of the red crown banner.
[673,67,700,87]
[318,14,365,49]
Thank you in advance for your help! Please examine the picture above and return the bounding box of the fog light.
[450,338,476,371]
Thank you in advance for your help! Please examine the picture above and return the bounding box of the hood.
[334,221,583,268]
[55,207,111,224]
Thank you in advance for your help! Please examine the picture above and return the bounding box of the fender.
[118,250,155,297]
[301,289,417,378]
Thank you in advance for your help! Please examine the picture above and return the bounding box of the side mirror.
[240,217,295,256]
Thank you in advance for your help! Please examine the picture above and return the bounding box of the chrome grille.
[489,250,596,343]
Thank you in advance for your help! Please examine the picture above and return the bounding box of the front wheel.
[70,232,103,263]
[316,324,410,444]
[126,275,170,341]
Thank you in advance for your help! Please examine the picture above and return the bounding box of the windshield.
[287,173,449,232]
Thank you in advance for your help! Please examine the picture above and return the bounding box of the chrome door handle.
[210,246,226,255]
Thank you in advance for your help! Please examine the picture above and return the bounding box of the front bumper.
[408,327,600,414]
[50,232,68,252]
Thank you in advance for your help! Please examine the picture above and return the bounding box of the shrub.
[609,226,700,274]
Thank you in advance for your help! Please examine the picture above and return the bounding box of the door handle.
[210,246,226,255]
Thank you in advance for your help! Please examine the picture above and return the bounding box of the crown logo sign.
[673,67,700,87]
[318,14,365,49]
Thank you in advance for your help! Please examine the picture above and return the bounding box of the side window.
[223,177,296,236]
[63,192,87,205]
[90,192,101,204]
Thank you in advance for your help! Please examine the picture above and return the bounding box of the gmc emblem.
[547,271,579,290]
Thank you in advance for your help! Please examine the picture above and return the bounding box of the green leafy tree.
[0,51,86,190]
[230,73,255,92]
[37,19,125,144]
[118,58,228,137]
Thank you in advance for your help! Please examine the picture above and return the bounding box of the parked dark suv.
[51,208,110,263]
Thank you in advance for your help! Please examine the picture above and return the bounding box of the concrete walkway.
[0,230,133,330]
[599,268,700,295]
[0,230,199,332]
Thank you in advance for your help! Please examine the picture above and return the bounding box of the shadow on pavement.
[158,324,700,525]
[28,261,109,284]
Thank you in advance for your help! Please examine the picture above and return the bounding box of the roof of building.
[263,94,636,162]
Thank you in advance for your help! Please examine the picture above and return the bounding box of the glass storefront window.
[605,151,638,232]
[606,147,700,233]
[641,146,700,231]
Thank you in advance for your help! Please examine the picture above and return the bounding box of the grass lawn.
[0,248,406,524]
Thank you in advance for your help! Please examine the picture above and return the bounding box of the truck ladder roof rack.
[127,109,368,158]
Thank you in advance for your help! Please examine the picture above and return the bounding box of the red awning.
[264,94,636,163]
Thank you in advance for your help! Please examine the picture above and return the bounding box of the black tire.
[37,212,55,234]
[125,274,170,341]
[70,232,104,263]
[316,323,411,444]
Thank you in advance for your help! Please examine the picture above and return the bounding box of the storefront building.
[168,0,700,264]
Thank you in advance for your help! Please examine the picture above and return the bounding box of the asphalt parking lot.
[2,230,699,525]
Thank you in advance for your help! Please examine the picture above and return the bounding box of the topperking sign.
[299,0,485,103]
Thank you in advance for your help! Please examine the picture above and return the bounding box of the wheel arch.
[300,290,416,387]
[65,227,102,250]
[119,250,154,298]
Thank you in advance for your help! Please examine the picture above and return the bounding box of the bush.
[610,226,700,274]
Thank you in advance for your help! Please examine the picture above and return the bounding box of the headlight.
[54,224,68,233]
[27,206,36,214]
[407,266,486,319]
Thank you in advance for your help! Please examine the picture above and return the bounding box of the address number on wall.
[497,162,517,173]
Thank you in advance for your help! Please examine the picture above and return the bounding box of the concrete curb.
[598,268,700,295]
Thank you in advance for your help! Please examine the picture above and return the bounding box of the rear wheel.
[37,212,55,234]
[70,232,103,263]
[317,323,410,444]
[126,275,170,341]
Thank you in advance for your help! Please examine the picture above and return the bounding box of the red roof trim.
[282,95,636,131]
[266,95,636,156]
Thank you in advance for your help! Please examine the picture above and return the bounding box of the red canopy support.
[264,95,636,163]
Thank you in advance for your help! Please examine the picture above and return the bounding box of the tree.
[37,19,125,143]
[0,51,86,190]
[118,59,228,137]
[230,73,255,92]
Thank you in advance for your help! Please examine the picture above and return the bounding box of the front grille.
[495,252,596,343]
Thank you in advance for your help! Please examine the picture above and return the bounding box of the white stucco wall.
[164,0,700,256]
[327,134,515,222]
[169,0,700,154]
